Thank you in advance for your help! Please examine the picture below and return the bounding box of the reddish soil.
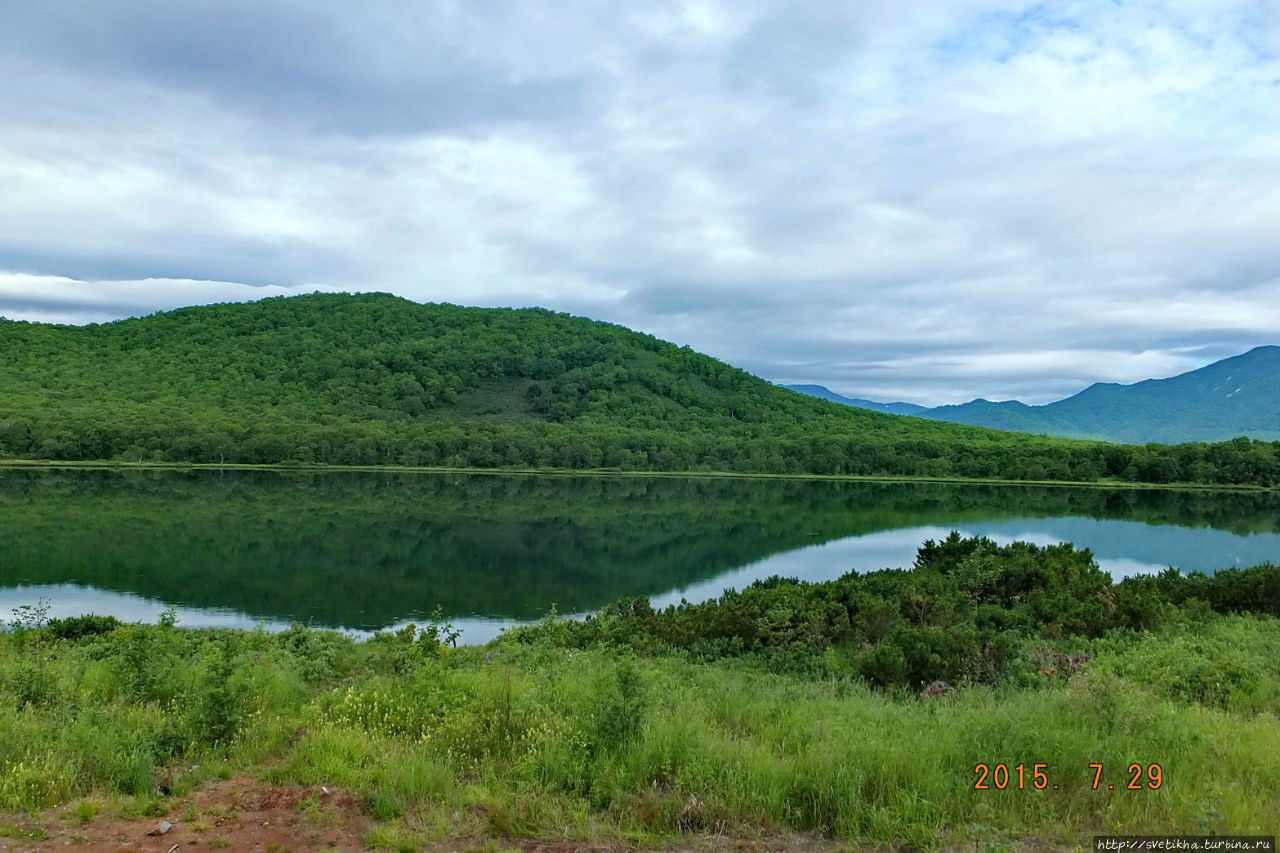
[511,842,833,853]
[1,779,836,852]
[0,777,369,852]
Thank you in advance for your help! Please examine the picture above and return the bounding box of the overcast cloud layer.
[2,0,1278,404]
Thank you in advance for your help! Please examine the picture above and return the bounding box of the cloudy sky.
[2,0,1278,404]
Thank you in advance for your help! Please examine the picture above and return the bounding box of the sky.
[2,1,1278,405]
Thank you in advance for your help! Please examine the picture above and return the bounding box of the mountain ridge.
[781,385,928,416]
[794,346,1280,444]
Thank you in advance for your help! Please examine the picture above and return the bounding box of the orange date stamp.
[973,763,1163,791]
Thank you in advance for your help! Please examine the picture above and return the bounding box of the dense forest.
[3,292,1279,485]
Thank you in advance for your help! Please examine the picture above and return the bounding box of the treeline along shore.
[3,293,1279,487]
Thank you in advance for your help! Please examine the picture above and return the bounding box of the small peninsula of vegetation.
[1,536,1277,848]
[3,292,1279,486]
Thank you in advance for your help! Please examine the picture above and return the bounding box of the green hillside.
[2,292,1278,485]
[925,346,1280,443]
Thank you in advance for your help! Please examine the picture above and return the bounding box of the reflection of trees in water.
[1,468,1278,629]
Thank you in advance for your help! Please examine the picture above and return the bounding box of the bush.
[518,535,1122,688]
[46,614,121,640]
[590,659,648,753]
[1112,576,1175,630]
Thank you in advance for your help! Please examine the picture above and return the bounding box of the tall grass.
[1,610,1277,847]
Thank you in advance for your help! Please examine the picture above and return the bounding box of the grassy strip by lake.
[0,618,1276,849]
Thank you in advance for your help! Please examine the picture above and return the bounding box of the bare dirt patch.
[512,840,835,853]
[1,777,369,852]
[2,781,845,853]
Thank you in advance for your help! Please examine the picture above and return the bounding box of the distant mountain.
[924,346,1280,444]
[783,385,928,416]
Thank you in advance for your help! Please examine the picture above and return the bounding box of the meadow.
[1,536,1277,849]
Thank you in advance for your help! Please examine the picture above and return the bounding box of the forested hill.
[2,292,1278,485]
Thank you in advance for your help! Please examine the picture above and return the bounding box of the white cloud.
[0,274,336,325]
[1,0,1277,404]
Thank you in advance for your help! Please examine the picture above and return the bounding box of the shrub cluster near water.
[516,533,1280,689]
[1,536,1278,848]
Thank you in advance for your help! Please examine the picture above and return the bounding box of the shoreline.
[0,457,1274,493]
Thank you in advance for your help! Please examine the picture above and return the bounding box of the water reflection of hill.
[1,469,1278,630]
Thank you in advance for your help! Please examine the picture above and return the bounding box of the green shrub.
[590,659,648,754]
[46,614,121,641]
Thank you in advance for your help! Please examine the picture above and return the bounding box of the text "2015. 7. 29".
[974,763,1163,791]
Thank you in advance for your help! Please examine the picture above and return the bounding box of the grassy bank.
[2,538,1278,849]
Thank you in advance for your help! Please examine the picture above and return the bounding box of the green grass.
[268,649,1280,843]
[1,616,1278,847]
[0,822,49,841]
[2,536,1277,847]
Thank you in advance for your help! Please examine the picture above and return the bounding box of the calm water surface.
[2,469,1278,641]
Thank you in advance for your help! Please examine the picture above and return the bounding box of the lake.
[2,468,1278,642]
